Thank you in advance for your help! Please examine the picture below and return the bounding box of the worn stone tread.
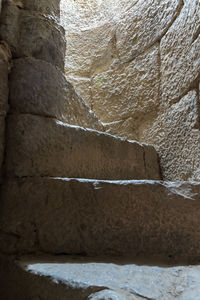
[0,178,200,261]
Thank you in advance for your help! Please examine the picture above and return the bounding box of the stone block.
[116,0,181,62]
[18,10,65,69]
[91,45,160,126]
[0,178,200,260]
[5,114,160,179]
[9,58,103,130]
[22,0,60,18]
[140,90,200,181]
[0,4,65,68]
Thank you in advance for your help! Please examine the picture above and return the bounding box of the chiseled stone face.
[115,0,181,62]
[0,178,200,261]
[60,0,200,181]
[0,3,65,69]
[9,57,103,130]
[160,0,200,106]
[5,114,160,180]
[91,45,160,124]
[140,90,200,181]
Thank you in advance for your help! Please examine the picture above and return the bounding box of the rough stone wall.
[0,0,103,170]
[61,0,200,181]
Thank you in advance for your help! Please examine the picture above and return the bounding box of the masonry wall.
[61,0,200,181]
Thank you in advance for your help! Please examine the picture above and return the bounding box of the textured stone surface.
[18,10,65,69]
[91,45,160,126]
[0,4,65,69]
[160,0,200,105]
[9,58,103,130]
[60,0,200,181]
[140,90,200,181]
[22,0,60,18]
[0,178,200,260]
[116,0,181,62]
[3,255,200,300]
[65,23,115,78]
[5,114,160,179]
[0,41,11,116]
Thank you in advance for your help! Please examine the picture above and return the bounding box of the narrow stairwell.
[0,1,200,300]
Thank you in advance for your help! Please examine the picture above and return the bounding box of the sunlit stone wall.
[61,0,200,181]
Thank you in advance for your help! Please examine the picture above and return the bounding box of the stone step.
[5,114,160,180]
[1,254,200,300]
[0,178,200,262]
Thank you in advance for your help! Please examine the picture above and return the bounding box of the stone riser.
[0,178,200,262]
[5,114,160,180]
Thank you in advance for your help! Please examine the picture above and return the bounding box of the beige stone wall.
[61,0,200,181]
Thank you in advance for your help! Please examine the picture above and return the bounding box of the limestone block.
[0,178,200,260]
[91,45,160,124]
[5,114,160,180]
[0,4,65,68]
[22,0,60,18]
[160,0,200,105]
[65,23,115,78]
[116,0,181,62]
[9,58,102,130]
[140,90,200,181]
[18,10,65,69]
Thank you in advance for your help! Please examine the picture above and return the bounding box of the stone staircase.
[0,1,200,300]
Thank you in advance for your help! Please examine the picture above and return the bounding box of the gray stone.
[9,57,103,130]
[5,114,160,179]
[140,90,200,181]
[0,178,200,261]
[0,4,65,68]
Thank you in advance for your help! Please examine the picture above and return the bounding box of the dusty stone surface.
[115,0,181,62]
[9,58,103,130]
[5,114,160,179]
[160,0,200,105]
[65,23,115,78]
[2,255,200,300]
[60,0,200,181]
[0,178,200,261]
[91,45,160,133]
[0,3,65,69]
[140,90,200,181]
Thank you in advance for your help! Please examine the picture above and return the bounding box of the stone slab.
[2,254,200,300]
[9,58,103,130]
[5,114,160,179]
[0,178,200,261]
